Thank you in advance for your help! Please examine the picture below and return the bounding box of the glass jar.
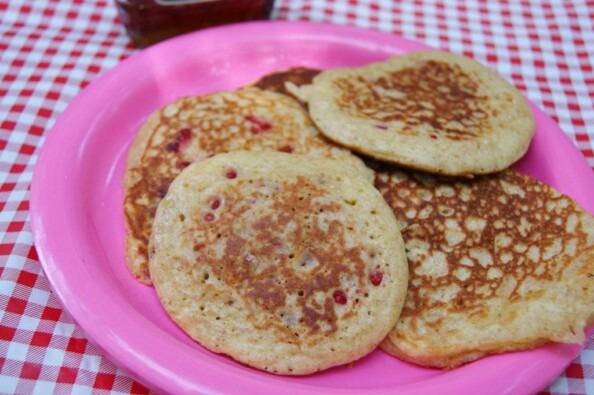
[115,0,275,47]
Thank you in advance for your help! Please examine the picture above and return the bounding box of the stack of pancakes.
[124,52,594,374]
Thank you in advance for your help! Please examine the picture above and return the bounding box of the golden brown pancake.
[293,52,535,176]
[373,164,594,368]
[149,151,408,374]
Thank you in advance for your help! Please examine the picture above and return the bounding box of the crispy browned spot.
[254,67,321,95]
[374,166,590,323]
[191,176,367,344]
[335,60,488,141]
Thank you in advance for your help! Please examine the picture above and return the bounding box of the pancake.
[149,151,408,375]
[373,165,594,368]
[293,51,535,176]
[124,86,371,284]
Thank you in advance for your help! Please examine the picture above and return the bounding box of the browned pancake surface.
[298,52,535,175]
[254,67,320,96]
[373,164,594,367]
[334,61,488,141]
[149,152,407,374]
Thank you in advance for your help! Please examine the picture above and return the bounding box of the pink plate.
[30,21,594,394]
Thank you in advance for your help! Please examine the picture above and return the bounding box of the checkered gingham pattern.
[0,0,593,394]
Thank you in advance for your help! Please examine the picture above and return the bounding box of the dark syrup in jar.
[115,0,275,47]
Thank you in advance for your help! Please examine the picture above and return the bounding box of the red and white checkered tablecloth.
[0,0,592,393]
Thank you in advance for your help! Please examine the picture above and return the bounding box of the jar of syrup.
[115,0,275,47]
